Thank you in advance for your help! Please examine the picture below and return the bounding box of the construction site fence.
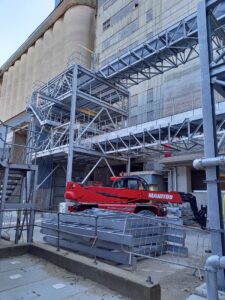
[0,209,220,276]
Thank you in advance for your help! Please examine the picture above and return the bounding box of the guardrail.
[0,120,39,163]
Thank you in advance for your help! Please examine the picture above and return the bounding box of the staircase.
[0,170,24,204]
[28,93,70,127]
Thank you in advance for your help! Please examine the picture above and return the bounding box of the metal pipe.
[205,255,225,300]
[193,156,225,169]
[126,156,131,175]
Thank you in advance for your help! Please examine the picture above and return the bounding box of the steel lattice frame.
[28,65,129,170]
[81,108,225,159]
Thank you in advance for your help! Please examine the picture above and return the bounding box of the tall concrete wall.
[0,3,95,122]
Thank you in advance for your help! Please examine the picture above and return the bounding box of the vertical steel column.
[0,167,9,238]
[27,167,38,243]
[126,156,131,175]
[197,1,225,287]
[26,117,36,206]
[66,65,78,183]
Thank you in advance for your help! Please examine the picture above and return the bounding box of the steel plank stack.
[41,209,188,266]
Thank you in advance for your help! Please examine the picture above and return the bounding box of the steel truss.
[28,64,129,180]
[81,109,225,158]
[98,1,225,88]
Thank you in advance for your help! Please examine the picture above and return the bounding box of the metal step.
[0,172,23,202]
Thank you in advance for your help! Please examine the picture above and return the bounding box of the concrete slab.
[29,243,160,300]
[0,254,128,300]
[186,296,205,300]
[0,256,30,273]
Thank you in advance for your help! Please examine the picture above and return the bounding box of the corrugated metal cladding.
[55,0,63,7]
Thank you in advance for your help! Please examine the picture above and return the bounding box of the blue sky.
[0,0,54,67]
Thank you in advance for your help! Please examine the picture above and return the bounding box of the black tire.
[138,210,155,216]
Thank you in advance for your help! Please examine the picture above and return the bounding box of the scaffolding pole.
[66,65,78,183]
[0,167,9,238]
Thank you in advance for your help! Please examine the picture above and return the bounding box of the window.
[127,179,139,190]
[126,178,147,190]
[146,9,153,23]
[147,88,154,121]
[147,88,153,105]
[103,18,111,31]
[113,179,124,188]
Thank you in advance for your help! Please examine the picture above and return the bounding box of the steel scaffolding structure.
[28,66,225,178]
[28,64,129,181]
[83,108,225,158]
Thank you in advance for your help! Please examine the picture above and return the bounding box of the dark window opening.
[103,18,111,31]
[191,169,206,191]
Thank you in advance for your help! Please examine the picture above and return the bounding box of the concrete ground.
[0,253,129,300]
[135,259,202,300]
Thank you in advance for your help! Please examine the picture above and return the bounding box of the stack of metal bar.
[181,206,195,226]
[41,209,188,266]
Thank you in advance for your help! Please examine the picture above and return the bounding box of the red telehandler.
[65,175,207,227]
